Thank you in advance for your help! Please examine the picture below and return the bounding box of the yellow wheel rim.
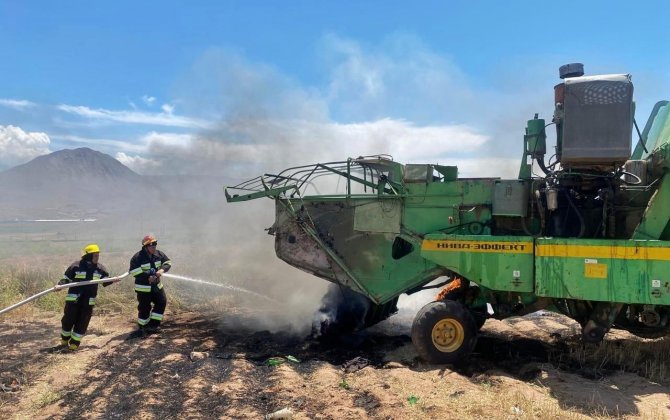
[431,318,465,353]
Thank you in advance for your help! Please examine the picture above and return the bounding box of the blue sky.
[1,1,668,177]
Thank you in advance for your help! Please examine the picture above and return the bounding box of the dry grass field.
[1,246,670,419]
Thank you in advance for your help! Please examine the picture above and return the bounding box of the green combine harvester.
[225,63,670,363]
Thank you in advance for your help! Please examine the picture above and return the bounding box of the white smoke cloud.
[115,152,161,173]
[320,33,477,124]
[454,156,521,178]
[138,118,489,177]
[140,40,504,176]
[0,125,51,169]
[172,48,330,122]
[141,131,192,148]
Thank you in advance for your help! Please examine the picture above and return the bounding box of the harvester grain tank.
[225,64,670,363]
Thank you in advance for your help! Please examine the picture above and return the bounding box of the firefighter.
[58,243,110,350]
[129,234,172,334]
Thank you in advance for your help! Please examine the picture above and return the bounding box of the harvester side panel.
[535,238,670,304]
[403,179,496,235]
[420,234,535,293]
[633,176,670,240]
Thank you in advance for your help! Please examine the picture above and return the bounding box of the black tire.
[470,310,488,331]
[439,287,487,331]
[411,300,478,364]
[628,327,670,340]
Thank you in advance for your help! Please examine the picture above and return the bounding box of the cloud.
[115,152,161,173]
[50,134,147,154]
[142,95,156,105]
[57,104,213,129]
[161,103,175,114]
[0,125,51,169]
[0,98,37,110]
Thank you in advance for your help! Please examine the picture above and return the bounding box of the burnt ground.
[1,309,670,419]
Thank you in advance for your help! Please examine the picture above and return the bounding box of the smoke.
[122,36,560,180]
[115,152,160,172]
[103,37,565,334]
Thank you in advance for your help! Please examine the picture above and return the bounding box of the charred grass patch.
[555,335,670,383]
[458,325,670,387]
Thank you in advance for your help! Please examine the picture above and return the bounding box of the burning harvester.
[225,64,670,363]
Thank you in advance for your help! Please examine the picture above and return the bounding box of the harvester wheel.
[437,287,487,331]
[411,300,477,364]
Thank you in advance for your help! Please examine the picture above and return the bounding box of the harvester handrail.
[225,156,400,202]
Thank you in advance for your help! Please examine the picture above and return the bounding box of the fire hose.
[0,272,129,316]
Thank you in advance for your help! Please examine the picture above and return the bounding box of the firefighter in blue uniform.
[129,234,172,333]
[59,243,110,350]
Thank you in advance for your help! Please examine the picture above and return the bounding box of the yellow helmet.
[82,243,100,256]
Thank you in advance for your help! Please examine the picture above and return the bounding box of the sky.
[1,0,669,178]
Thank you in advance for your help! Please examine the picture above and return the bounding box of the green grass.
[0,265,63,312]
[0,250,194,319]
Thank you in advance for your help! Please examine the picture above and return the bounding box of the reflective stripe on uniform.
[150,312,164,321]
[65,294,79,302]
[74,271,86,279]
[93,273,101,280]
[138,318,150,326]
[70,332,83,342]
[162,260,172,267]
[157,282,164,290]
[61,330,72,337]
[135,285,152,293]
[141,263,152,272]
[88,297,96,306]
[130,267,143,276]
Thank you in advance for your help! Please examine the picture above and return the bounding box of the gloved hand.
[156,268,164,278]
[57,278,70,286]
[148,268,157,284]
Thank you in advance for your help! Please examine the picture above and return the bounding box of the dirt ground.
[1,305,670,420]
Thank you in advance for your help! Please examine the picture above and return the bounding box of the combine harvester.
[225,64,670,363]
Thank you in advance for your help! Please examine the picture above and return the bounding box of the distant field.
[0,218,290,316]
[0,218,182,260]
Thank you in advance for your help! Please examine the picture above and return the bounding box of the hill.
[0,148,150,219]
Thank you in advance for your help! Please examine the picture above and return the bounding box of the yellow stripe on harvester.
[536,244,670,261]
[422,240,533,254]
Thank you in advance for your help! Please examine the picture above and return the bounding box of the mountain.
[0,148,152,219]
[0,147,141,184]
